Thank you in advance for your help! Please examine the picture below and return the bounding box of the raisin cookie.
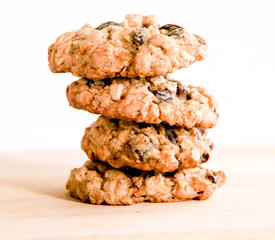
[81,116,213,172]
[67,76,218,128]
[66,159,226,205]
[48,14,207,80]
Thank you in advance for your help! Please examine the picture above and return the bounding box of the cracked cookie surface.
[48,14,207,80]
[66,159,226,205]
[81,116,213,172]
[67,76,218,128]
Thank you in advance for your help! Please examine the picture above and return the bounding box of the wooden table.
[1,147,275,240]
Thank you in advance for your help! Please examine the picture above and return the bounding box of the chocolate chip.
[194,34,207,46]
[159,24,184,38]
[153,90,173,103]
[132,28,146,48]
[165,128,177,144]
[206,171,218,184]
[186,94,192,100]
[201,153,210,163]
[197,191,204,194]
[96,21,121,30]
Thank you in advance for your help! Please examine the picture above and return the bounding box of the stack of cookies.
[48,14,226,205]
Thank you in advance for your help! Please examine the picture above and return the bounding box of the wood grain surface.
[1,147,275,240]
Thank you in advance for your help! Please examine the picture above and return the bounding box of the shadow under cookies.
[0,154,82,203]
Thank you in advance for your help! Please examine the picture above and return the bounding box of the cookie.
[66,159,226,205]
[48,14,207,80]
[66,76,218,128]
[81,116,213,172]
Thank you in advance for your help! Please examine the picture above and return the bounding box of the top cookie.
[48,14,207,80]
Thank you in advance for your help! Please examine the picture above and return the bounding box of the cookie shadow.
[0,156,82,204]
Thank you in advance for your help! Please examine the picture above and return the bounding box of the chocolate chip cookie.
[67,76,218,128]
[81,116,213,172]
[66,159,226,205]
[48,14,207,80]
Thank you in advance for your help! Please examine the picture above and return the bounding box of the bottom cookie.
[66,160,226,205]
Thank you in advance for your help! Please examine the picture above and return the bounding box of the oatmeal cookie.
[48,14,207,80]
[66,159,226,205]
[67,76,218,128]
[81,116,213,172]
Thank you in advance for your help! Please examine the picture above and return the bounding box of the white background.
[0,0,274,150]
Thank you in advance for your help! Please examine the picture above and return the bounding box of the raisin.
[153,90,173,103]
[130,136,153,162]
[96,21,121,30]
[132,28,146,48]
[134,149,144,161]
[176,82,189,96]
[206,171,218,184]
[165,128,177,144]
[131,141,153,162]
[159,24,184,38]
[197,128,207,135]
[184,127,190,132]
[201,153,210,163]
